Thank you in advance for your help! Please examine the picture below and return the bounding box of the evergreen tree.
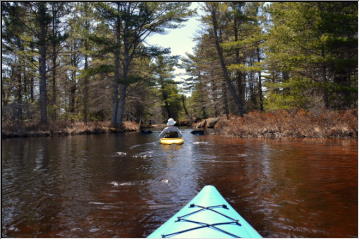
[92,2,193,127]
[151,55,182,120]
[203,2,245,116]
[48,2,68,120]
[264,2,357,110]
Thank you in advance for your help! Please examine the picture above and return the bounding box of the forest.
[1,2,358,136]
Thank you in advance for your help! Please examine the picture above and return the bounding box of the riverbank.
[193,109,357,138]
[2,121,139,139]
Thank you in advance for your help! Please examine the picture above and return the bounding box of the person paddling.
[159,118,182,138]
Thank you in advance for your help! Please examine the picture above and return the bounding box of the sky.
[146,3,201,57]
[145,2,203,88]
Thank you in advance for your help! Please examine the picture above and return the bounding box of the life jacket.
[163,131,179,138]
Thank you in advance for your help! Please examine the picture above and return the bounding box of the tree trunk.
[30,76,34,103]
[222,79,229,119]
[69,85,76,113]
[249,72,257,107]
[210,71,219,117]
[321,48,330,109]
[111,83,119,126]
[16,64,23,121]
[201,104,208,119]
[30,43,35,102]
[256,47,264,111]
[23,68,28,103]
[209,4,244,116]
[181,95,191,120]
[117,36,133,125]
[236,71,245,110]
[198,77,208,119]
[83,4,90,123]
[69,41,77,113]
[83,52,89,123]
[116,84,127,125]
[69,72,76,113]
[51,44,57,119]
[322,66,329,109]
[116,48,132,125]
[51,4,57,120]
[111,3,122,127]
[16,39,24,121]
[233,12,246,113]
[38,2,48,125]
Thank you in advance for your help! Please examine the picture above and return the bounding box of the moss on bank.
[193,109,357,138]
[2,121,139,139]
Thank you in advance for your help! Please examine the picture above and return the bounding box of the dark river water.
[2,129,357,237]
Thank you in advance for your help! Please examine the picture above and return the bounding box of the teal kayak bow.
[148,185,262,238]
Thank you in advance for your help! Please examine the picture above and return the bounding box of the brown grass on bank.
[122,121,139,131]
[197,109,357,138]
[2,120,140,138]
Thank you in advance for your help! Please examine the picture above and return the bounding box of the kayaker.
[159,118,182,138]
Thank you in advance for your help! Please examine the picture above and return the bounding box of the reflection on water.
[2,131,357,237]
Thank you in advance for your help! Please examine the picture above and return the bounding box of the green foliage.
[150,54,184,120]
[80,64,114,78]
[188,86,210,119]
[138,46,171,58]
[228,62,262,72]
[2,2,357,126]
[264,77,314,110]
[221,34,263,51]
[263,2,357,110]
[161,84,183,119]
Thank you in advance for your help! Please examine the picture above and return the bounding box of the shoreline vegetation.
[2,109,357,139]
[193,109,357,139]
[1,121,140,139]
[2,3,357,141]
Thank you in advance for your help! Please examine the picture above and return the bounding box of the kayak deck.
[148,185,262,238]
[159,138,184,145]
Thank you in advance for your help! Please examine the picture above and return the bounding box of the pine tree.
[48,2,68,120]
[203,2,245,116]
[35,2,52,124]
[263,2,357,111]
[92,2,193,127]
[151,55,182,120]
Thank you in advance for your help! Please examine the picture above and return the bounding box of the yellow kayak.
[160,138,184,145]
